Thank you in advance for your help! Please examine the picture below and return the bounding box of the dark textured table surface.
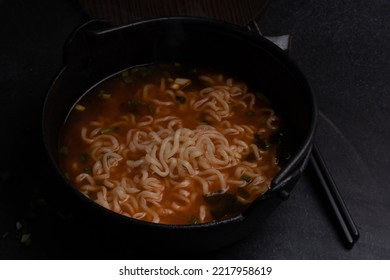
[0,0,389,259]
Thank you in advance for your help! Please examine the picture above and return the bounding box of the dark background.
[0,0,389,259]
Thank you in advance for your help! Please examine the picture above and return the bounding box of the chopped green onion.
[174,62,181,67]
[123,77,133,84]
[79,153,88,162]
[162,70,172,78]
[189,216,199,224]
[84,167,92,174]
[121,71,133,83]
[64,172,70,180]
[98,90,111,99]
[59,146,69,155]
[255,92,271,105]
[175,95,186,104]
[99,126,119,135]
[147,104,155,115]
[2,232,9,239]
[140,68,151,77]
[130,68,139,74]
[74,104,86,111]
[246,110,255,116]
[128,99,141,106]
[16,221,23,230]
[240,175,252,182]
[20,233,32,246]
[191,68,198,74]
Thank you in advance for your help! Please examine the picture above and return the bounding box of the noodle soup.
[59,64,289,224]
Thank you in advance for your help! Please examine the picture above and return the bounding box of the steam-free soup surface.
[59,64,288,224]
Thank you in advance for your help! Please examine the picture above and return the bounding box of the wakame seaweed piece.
[254,133,270,150]
[175,95,186,104]
[245,152,256,161]
[236,187,251,201]
[270,130,291,166]
[203,193,238,220]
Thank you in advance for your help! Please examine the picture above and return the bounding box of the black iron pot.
[42,17,317,256]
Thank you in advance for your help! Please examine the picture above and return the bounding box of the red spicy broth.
[58,63,288,224]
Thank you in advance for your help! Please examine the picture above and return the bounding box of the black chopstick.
[310,144,359,248]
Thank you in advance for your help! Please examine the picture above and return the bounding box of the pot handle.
[63,19,112,65]
[272,146,312,200]
[248,26,310,200]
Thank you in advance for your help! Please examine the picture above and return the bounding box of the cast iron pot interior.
[42,17,316,255]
